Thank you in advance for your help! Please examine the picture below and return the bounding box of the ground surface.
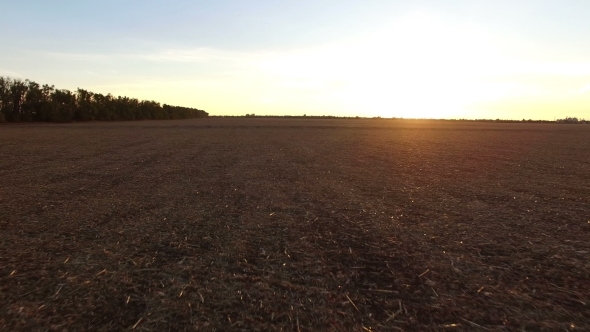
[0,118,588,331]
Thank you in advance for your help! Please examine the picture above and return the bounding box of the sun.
[319,11,499,119]
[246,11,509,119]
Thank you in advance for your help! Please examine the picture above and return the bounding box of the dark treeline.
[0,77,207,123]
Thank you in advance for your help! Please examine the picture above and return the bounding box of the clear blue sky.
[1,0,589,119]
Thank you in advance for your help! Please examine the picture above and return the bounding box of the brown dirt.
[0,118,588,331]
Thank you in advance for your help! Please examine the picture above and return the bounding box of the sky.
[1,0,589,120]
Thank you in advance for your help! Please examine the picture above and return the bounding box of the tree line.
[0,76,207,123]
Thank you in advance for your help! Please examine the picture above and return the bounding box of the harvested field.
[0,118,589,331]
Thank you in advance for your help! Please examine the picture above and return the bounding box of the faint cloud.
[141,47,249,63]
[42,48,241,63]
[0,68,24,77]
[43,51,121,61]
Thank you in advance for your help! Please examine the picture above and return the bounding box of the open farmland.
[0,118,588,331]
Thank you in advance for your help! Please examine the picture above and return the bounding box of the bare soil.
[0,118,588,331]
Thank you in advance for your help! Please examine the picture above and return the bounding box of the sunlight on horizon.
[235,11,573,119]
[115,11,589,120]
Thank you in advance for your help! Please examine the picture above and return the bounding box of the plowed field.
[1,119,588,331]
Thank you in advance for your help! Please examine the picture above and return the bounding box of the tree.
[0,76,208,123]
[22,80,43,122]
[9,79,28,122]
[75,88,96,121]
[0,77,11,121]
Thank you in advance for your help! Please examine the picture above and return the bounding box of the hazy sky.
[1,0,589,119]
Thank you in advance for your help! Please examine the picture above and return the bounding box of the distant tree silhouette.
[556,116,584,124]
[0,76,207,123]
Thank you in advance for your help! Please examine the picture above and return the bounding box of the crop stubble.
[0,118,588,331]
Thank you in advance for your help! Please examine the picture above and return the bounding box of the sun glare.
[323,12,496,119]
[231,11,590,119]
